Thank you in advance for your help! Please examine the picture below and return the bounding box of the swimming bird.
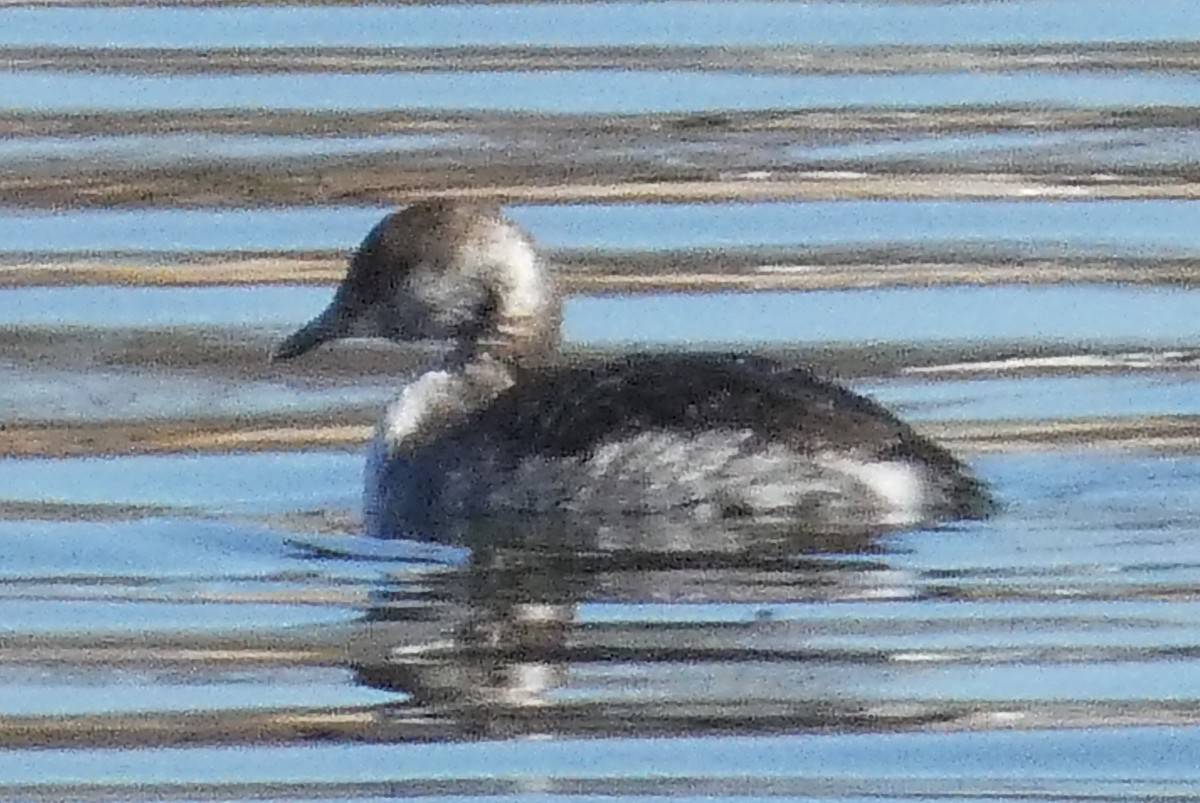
[272,201,992,538]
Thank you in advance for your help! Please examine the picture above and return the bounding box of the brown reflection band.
[6,416,1200,460]
[3,253,1199,290]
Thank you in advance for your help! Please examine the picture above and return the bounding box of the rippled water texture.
[4,0,1200,800]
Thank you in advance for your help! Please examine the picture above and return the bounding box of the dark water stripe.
[7,43,1200,75]
[5,416,1200,459]
[6,106,1199,137]
[4,251,1200,290]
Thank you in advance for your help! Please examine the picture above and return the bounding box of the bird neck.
[382,352,516,454]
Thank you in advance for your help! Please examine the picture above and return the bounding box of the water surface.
[4,285,1200,347]
[4,0,1200,797]
[0,133,457,165]
[3,1,1198,49]
[5,451,1200,796]
[4,201,1200,253]
[6,70,1200,113]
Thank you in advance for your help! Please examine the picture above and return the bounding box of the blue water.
[3,201,1200,254]
[4,285,1199,347]
[4,1,1200,799]
[1,728,1197,786]
[513,200,1200,253]
[0,133,457,165]
[796,128,1200,169]
[0,286,328,328]
[2,1,1198,49]
[0,667,392,717]
[0,362,392,421]
[566,287,1200,346]
[0,514,392,640]
[0,598,352,635]
[5,70,1200,114]
[6,444,1200,792]
[0,517,334,579]
[870,374,1200,422]
[0,452,360,515]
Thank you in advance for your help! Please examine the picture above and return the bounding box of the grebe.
[272,201,992,537]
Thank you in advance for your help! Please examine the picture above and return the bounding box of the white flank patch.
[500,430,859,517]
[823,456,928,526]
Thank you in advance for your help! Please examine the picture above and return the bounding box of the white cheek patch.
[405,268,487,331]
[401,226,553,348]
[480,228,549,323]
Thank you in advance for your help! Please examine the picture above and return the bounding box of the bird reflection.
[345,518,953,739]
